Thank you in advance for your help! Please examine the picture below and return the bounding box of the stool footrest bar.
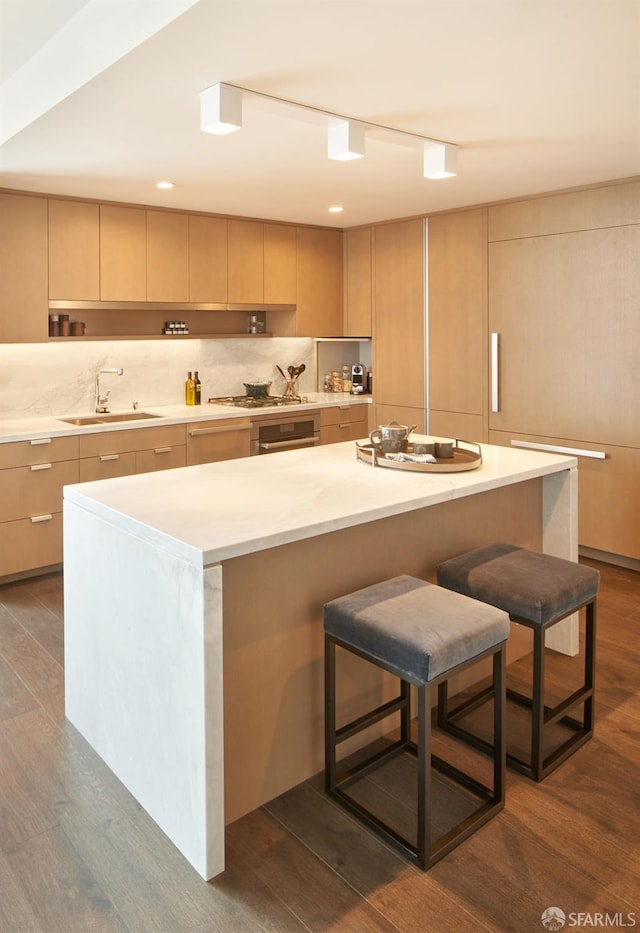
[336,694,408,744]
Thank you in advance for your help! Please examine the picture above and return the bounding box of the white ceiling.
[1,0,639,228]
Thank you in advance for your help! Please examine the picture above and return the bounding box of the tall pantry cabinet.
[373,219,426,431]
[487,181,640,561]
[427,209,487,441]
[426,179,640,563]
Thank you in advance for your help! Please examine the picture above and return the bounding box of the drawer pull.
[30,437,52,446]
[154,447,172,454]
[99,454,120,462]
[30,462,52,471]
[189,424,251,437]
[510,440,606,460]
[338,406,351,412]
[339,423,350,429]
[31,514,53,523]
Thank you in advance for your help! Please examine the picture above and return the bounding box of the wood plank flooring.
[0,558,638,932]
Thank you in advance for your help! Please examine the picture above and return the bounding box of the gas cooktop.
[208,395,306,409]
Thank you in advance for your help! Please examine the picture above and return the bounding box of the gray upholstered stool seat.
[437,543,599,781]
[324,574,510,870]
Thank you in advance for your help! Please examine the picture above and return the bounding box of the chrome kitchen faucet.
[95,367,124,413]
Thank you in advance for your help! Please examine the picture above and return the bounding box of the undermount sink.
[95,412,163,423]
[60,412,163,426]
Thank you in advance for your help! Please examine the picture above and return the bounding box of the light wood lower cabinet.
[0,435,79,578]
[490,430,640,561]
[320,404,368,445]
[0,460,80,523]
[79,424,187,477]
[186,418,251,465]
[79,451,137,482]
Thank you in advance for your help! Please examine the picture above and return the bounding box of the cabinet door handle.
[510,440,606,460]
[491,332,500,413]
[188,424,251,437]
[153,447,172,455]
[30,437,52,446]
[31,514,53,523]
[99,454,120,462]
[30,462,52,471]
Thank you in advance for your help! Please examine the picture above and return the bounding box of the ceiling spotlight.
[328,118,365,161]
[156,181,174,189]
[200,83,242,135]
[328,205,344,213]
[423,141,458,179]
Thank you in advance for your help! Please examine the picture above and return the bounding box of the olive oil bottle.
[185,371,196,406]
[194,371,202,405]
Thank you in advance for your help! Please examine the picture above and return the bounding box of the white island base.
[63,441,578,880]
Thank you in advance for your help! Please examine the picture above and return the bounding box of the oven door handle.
[259,436,320,451]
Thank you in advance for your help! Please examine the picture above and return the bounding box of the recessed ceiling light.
[328,206,343,213]
[156,181,174,189]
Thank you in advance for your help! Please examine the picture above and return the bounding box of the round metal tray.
[356,440,482,473]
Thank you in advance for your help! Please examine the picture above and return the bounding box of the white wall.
[0,338,316,420]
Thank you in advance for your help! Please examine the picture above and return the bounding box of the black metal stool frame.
[437,596,596,782]
[325,633,506,870]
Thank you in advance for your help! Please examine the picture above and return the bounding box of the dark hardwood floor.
[0,558,638,932]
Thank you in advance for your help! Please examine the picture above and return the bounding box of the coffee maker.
[351,363,368,394]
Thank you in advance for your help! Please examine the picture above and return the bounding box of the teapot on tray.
[369,420,416,455]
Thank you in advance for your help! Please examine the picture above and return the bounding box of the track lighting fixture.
[327,118,365,161]
[423,141,458,179]
[200,83,242,135]
[200,82,458,178]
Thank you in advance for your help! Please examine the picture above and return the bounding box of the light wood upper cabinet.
[228,220,264,303]
[428,209,486,435]
[373,219,424,410]
[48,199,99,300]
[488,179,640,241]
[189,215,228,302]
[488,223,640,448]
[100,205,146,301]
[0,193,48,342]
[146,210,189,301]
[264,224,296,304]
[296,227,343,337]
[344,227,372,336]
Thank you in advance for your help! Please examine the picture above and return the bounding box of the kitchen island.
[63,439,577,879]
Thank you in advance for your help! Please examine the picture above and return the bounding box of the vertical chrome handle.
[491,332,500,413]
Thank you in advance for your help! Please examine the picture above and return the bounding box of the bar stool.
[324,575,510,870]
[436,543,599,782]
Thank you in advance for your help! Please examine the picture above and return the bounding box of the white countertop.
[63,440,576,568]
[0,393,370,443]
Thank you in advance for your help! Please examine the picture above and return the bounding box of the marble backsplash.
[0,338,316,420]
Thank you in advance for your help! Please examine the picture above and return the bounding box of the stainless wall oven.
[250,410,321,455]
